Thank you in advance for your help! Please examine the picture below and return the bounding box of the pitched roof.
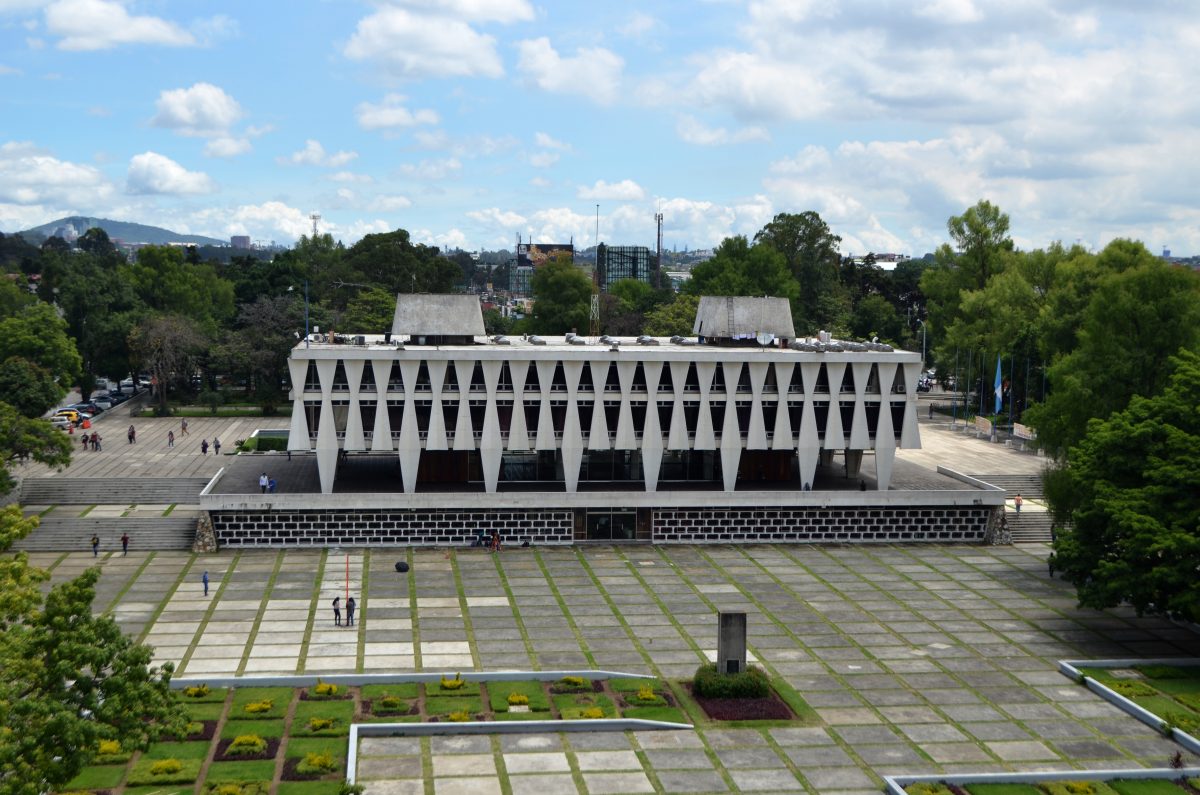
[391,294,486,337]
[692,296,796,339]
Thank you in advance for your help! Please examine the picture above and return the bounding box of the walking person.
[180,417,189,436]
[202,570,210,596]
[92,432,102,452]
[128,424,136,444]
[1014,493,1023,516]
[80,432,89,451]
[268,477,277,494]
[332,595,341,626]
[259,472,268,493]
[213,437,221,455]
[90,534,99,557]
[168,430,175,448]
[346,596,356,626]
[201,439,209,455]
[121,532,129,556]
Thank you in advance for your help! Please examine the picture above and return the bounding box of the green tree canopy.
[1024,253,1200,456]
[0,302,82,390]
[753,211,842,327]
[0,505,185,795]
[339,230,461,300]
[1049,348,1200,621]
[642,294,701,337]
[0,403,73,496]
[121,245,236,332]
[128,314,210,416]
[686,236,800,313]
[0,357,64,418]
[530,255,593,334]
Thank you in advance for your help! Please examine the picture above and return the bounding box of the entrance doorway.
[585,509,637,540]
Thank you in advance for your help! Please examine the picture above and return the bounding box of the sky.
[1,0,1198,256]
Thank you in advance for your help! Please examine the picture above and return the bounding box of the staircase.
[14,516,199,552]
[13,477,210,551]
[967,473,1053,543]
[19,478,209,506]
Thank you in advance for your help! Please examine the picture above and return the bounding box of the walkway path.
[32,543,1200,794]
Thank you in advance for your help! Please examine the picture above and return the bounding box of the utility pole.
[310,213,321,239]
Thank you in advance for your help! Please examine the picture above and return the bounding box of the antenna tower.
[310,213,321,238]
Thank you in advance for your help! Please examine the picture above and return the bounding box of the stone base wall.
[211,504,994,547]
[653,506,991,544]
[211,510,575,548]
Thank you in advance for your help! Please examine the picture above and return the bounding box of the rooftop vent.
[493,335,511,345]
[599,334,618,345]
[568,336,588,345]
[636,335,660,346]
[528,335,547,345]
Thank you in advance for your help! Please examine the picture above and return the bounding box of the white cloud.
[126,151,216,195]
[390,0,532,23]
[534,132,570,151]
[529,176,550,188]
[218,201,313,241]
[914,0,982,24]
[415,227,469,249]
[370,195,412,212]
[516,37,623,105]
[344,7,504,79]
[676,115,769,146]
[0,63,22,76]
[618,11,656,37]
[467,207,527,227]
[341,219,393,243]
[45,0,195,50]
[355,94,440,131]
[0,140,112,205]
[280,140,358,168]
[398,157,461,180]
[528,152,559,168]
[204,136,250,157]
[330,171,373,184]
[578,179,645,201]
[151,83,242,137]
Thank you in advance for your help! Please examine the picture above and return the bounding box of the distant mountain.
[17,216,227,247]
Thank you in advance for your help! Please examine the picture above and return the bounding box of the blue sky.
[2,0,1198,255]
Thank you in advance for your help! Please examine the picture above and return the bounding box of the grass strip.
[134,552,199,646]
[100,549,157,615]
[448,550,482,671]
[355,548,370,672]
[489,548,539,670]
[405,548,422,671]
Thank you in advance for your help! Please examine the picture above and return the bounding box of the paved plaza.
[31,540,1200,794]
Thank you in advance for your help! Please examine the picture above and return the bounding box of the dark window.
[332,362,349,390]
[763,365,778,393]
[415,400,432,434]
[711,366,726,393]
[524,403,540,436]
[441,401,459,435]
[470,362,486,392]
[762,403,777,438]
[551,362,567,392]
[813,403,829,440]
[891,366,906,394]
[551,401,566,435]
[469,401,486,437]
[866,364,881,394]
[631,363,647,392]
[359,364,377,392]
[787,402,803,437]
[891,402,905,440]
[415,363,431,392]
[709,402,726,435]
[388,400,404,438]
[631,402,647,437]
[497,362,513,391]
[603,362,621,392]
[814,366,829,394]
[789,365,804,394]
[524,362,540,392]
[659,365,674,393]
[360,401,377,435]
[736,363,751,393]
[839,400,854,431]
[603,401,620,438]
[657,402,672,431]
[578,362,594,392]
[497,400,513,435]
[577,401,594,435]
[735,401,751,435]
[839,368,854,394]
[684,363,700,392]
[304,362,320,391]
[684,402,699,437]
[387,361,403,391]
[443,363,460,392]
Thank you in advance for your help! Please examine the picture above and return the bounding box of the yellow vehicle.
[53,409,83,424]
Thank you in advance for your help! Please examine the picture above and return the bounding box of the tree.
[128,315,209,416]
[339,230,460,301]
[0,357,64,418]
[849,294,905,344]
[0,506,185,795]
[341,286,396,332]
[753,212,843,327]
[0,404,73,496]
[1024,254,1200,456]
[1049,348,1200,621]
[686,236,800,311]
[530,255,593,334]
[0,302,82,390]
[121,245,236,332]
[643,294,701,337]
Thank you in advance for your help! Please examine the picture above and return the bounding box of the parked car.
[105,390,129,405]
[49,415,73,430]
[53,409,89,424]
[70,402,103,415]
[91,395,114,410]
[119,378,136,394]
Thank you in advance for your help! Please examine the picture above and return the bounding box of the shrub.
[150,759,184,776]
[308,717,335,731]
[440,673,465,691]
[1043,783,1099,795]
[184,684,211,698]
[184,721,204,736]
[634,685,659,703]
[243,699,273,714]
[313,680,339,697]
[692,663,771,699]
[297,751,337,775]
[1136,665,1195,679]
[227,734,267,756]
[97,739,121,756]
[204,785,269,795]
[582,707,604,719]
[507,692,529,706]
[904,784,954,795]
[1163,710,1200,734]
[558,675,587,690]
[448,710,472,722]
[199,390,224,414]
[376,695,405,711]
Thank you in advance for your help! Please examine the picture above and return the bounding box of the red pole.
[345,554,349,601]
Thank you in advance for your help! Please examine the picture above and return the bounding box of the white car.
[49,415,72,429]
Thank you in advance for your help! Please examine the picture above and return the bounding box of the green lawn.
[276,781,345,795]
[621,704,688,723]
[124,787,193,795]
[183,701,227,721]
[428,677,482,698]
[487,679,551,713]
[553,692,615,719]
[1110,781,1194,794]
[126,757,202,786]
[608,677,665,693]
[361,682,419,699]
[64,763,126,789]
[285,736,349,759]
[176,685,229,703]
[291,699,354,736]
[965,784,1043,794]
[425,694,484,717]
[144,740,212,760]
[221,718,286,739]
[229,686,292,720]
[205,759,277,783]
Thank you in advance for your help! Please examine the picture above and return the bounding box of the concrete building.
[197,294,1004,547]
[596,244,656,292]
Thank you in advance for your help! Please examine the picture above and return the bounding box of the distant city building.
[231,235,252,249]
[509,242,574,297]
[596,244,657,293]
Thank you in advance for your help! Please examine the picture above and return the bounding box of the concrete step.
[1008,511,1055,543]
[13,516,198,551]
[967,473,1045,500]
[19,478,210,506]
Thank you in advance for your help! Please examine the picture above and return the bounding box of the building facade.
[597,244,656,292]
[197,295,1004,547]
